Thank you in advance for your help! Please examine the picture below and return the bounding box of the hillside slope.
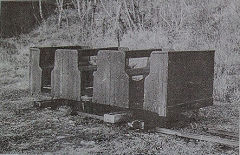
[0,0,239,101]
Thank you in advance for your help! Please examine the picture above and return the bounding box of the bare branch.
[100,0,112,18]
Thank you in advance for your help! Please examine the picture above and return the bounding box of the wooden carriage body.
[30,47,215,117]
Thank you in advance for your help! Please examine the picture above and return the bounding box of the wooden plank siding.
[29,46,89,95]
[93,50,129,108]
[143,50,215,116]
[29,48,42,94]
[51,49,82,101]
[93,48,161,108]
[166,50,215,112]
[144,51,168,116]
[30,47,215,118]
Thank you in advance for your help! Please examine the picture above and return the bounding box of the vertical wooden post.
[51,49,62,99]
[51,49,81,101]
[29,48,42,95]
[93,50,129,108]
[144,51,168,116]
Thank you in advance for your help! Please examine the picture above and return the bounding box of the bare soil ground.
[0,68,239,154]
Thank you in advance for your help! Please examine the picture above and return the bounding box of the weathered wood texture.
[207,127,239,139]
[144,51,168,116]
[94,48,160,109]
[51,49,82,101]
[29,46,89,94]
[104,111,132,123]
[125,49,162,58]
[129,78,145,109]
[29,48,42,94]
[77,47,129,56]
[77,47,128,96]
[93,50,129,108]
[144,50,215,116]
[50,47,127,100]
[38,48,56,89]
[156,128,239,147]
[167,50,215,112]
[125,49,161,110]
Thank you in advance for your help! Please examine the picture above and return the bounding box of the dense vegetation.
[0,1,239,154]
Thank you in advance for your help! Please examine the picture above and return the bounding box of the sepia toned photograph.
[0,0,239,154]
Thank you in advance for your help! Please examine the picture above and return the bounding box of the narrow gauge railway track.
[32,99,239,148]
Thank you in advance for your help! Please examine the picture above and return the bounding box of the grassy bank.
[0,1,239,154]
[0,0,240,102]
[0,25,239,103]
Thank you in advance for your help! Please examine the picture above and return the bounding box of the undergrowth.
[0,3,239,103]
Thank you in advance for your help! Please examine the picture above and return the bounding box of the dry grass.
[1,24,239,102]
[0,46,239,154]
[0,4,239,154]
[0,78,239,154]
